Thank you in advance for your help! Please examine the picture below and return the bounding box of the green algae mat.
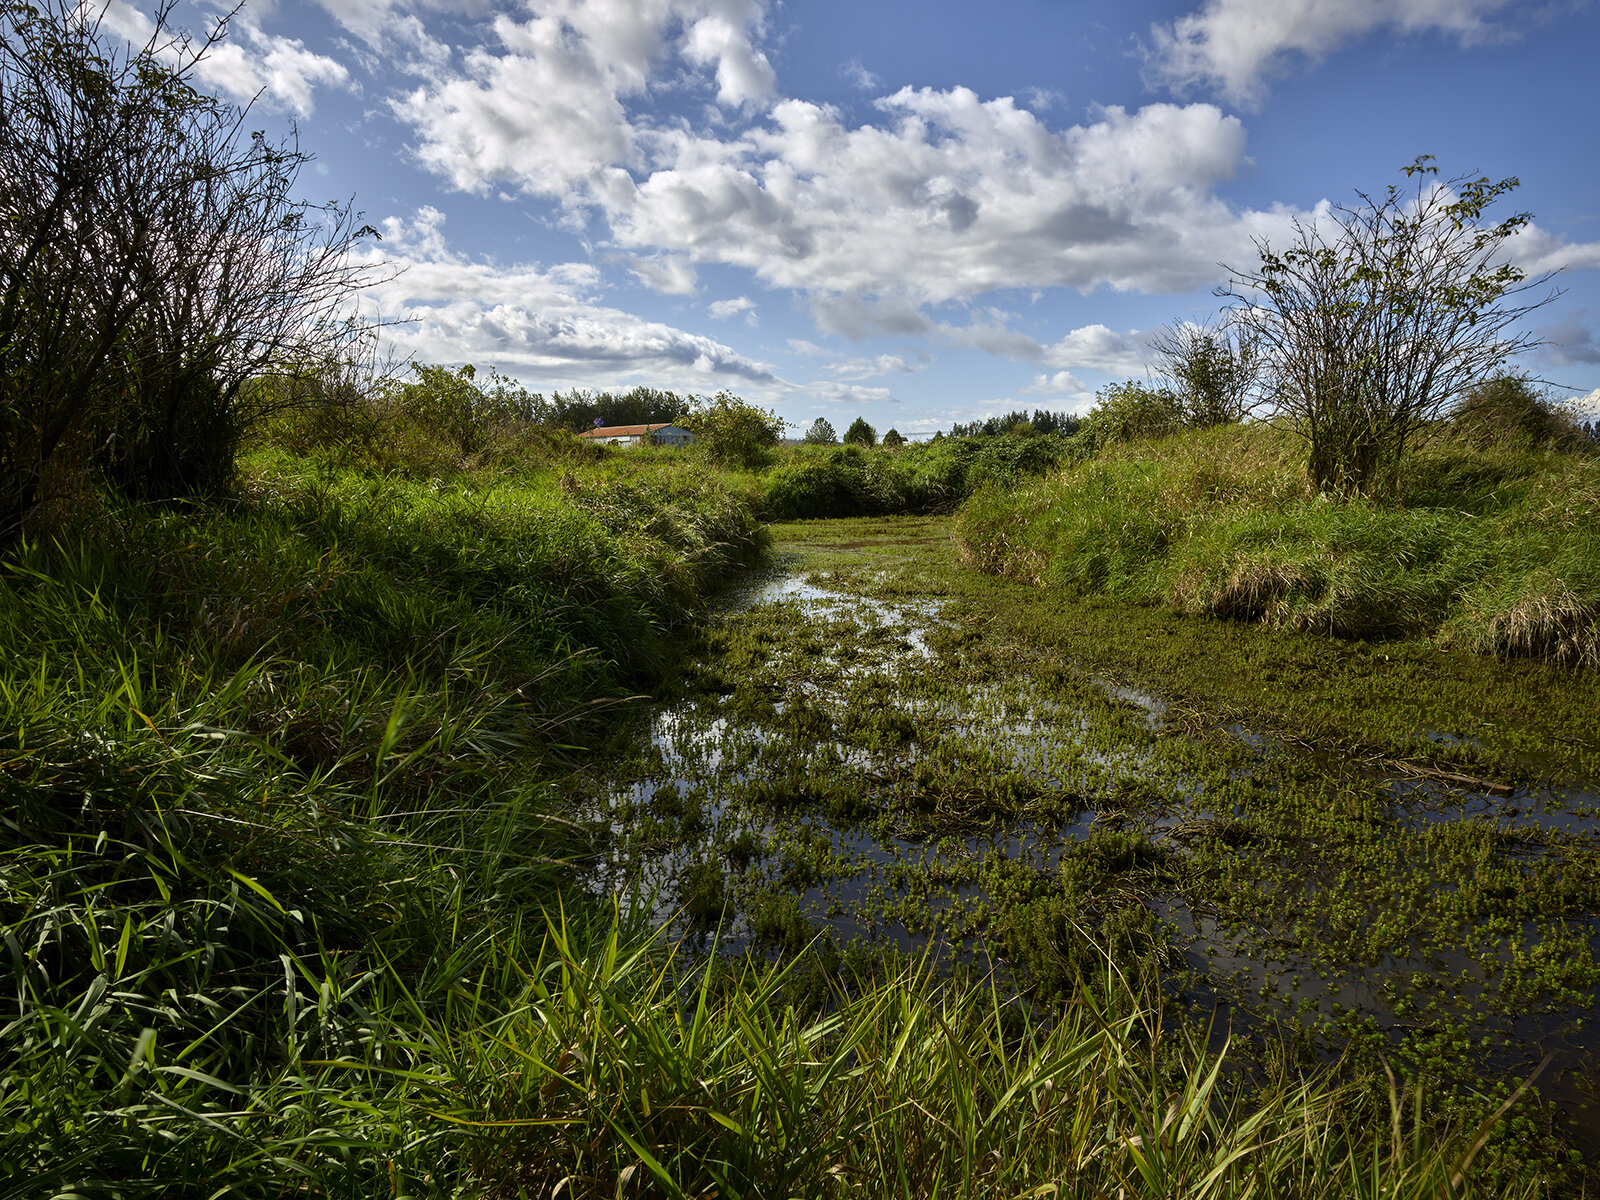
[578,514,1600,1180]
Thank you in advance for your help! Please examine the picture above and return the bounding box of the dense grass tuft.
[760,434,1068,520]
[452,920,1537,1199]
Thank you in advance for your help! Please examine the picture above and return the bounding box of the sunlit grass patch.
[455,914,1541,1199]
[955,424,1600,669]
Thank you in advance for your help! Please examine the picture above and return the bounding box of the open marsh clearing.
[581,514,1600,1173]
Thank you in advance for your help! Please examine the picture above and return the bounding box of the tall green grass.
[0,447,765,1195]
[956,424,1600,666]
[441,919,1539,1198]
[0,543,569,1194]
[0,436,1558,1195]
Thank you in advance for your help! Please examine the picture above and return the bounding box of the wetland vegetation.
[10,397,1598,1195]
[590,504,1599,1194]
[3,26,1597,1186]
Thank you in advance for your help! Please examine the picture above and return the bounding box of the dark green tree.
[882,428,906,447]
[803,417,838,444]
[843,417,877,446]
[951,409,1078,437]
[543,386,687,431]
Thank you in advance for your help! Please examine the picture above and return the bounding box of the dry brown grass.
[1473,572,1600,669]
[1173,555,1317,624]
[1519,454,1600,535]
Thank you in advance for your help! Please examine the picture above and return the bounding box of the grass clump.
[0,539,571,1195]
[457,919,1539,1199]
[956,422,1600,666]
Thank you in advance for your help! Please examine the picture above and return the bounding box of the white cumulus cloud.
[1040,323,1152,375]
[925,320,1153,377]
[1562,388,1600,419]
[1503,223,1600,277]
[841,57,879,90]
[394,0,771,196]
[1145,0,1520,106]
[824,354,918,381]
[611,94,1264,319]
[361,208,778,391]
[385,0,1305,334]
[803,381,896,406]
[1020,370,1087,395]
[628,255,700,294]
[99,1,351,116]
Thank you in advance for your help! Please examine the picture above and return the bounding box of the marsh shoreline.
[591,513,1600,1174]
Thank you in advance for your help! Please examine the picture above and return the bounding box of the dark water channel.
[579,519,1600,1160]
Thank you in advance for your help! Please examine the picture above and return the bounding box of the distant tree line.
[949,410,1082,438]
[538,386,690,431]
[801,417,904,447]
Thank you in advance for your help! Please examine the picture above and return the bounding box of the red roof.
[578,422,678,438]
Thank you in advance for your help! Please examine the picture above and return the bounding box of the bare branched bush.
[1220,157,1559,495]
[0,0,381,531]
[1148,316,1262,427]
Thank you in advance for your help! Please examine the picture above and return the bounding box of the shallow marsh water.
[579,514,1600,1173]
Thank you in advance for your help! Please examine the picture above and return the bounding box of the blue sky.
[104,0,1600,435]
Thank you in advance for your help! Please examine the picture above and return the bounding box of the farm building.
[577,422,697,448]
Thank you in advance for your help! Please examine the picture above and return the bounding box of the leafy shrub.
[1452,375,1583,451]
[762,453,871,519]
[843,417,877,446]
[391,363,543,457]
[760,439,984,519]
[1072,381,1184,453]
[966,432,1068,490]
[682,392,786,469]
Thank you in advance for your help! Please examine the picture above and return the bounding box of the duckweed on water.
[586,513,1600,1191]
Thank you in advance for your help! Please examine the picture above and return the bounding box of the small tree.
[681,391,785,468]
[803,417,838,445]
[1148,317,1261,428]
[394,364,494,457]
[1220,157,1558,494]
[843,417,877,446]
[882,428,906,447]
[1079,381,1183,448]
